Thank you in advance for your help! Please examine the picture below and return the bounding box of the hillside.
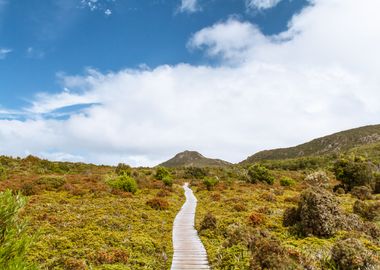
[159,150,231,168]
[242,124,380,163]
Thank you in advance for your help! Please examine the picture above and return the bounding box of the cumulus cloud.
[1,0,380,166]
[0,48,12,59]
[246,0,283,10]
[178,0,200,13]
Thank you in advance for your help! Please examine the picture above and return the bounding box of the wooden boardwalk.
[171,183,210,270]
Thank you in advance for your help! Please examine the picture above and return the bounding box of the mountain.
[159,151,231,168]
[241,124,380,164]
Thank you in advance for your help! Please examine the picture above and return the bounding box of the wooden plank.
[171,183,211,270]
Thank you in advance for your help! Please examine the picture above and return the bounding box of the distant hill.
[241,124,380,164]
[159,151,231,168]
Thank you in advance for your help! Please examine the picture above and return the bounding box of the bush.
[155,166,171,180]
[108,175,138,194]
[353,200,380,221]
[184,167,207,179]
[37,176,66,190]
[247,164,274,185]
[298,187,341,237]
[351,186,373,200]
[200,212,217,231]
[333,156,376,191]
[162,176,173,187]
[248,212,265,227]
[0,190,34,269]
[0,166,6,180]
[282,207,300,227]
[203,177,218,191]
[146,198,169,210]
[304,171,329,187]
[279,177,295,187]
[115,163,132,176]
[331,238,378,270]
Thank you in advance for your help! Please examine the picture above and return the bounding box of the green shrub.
[247,164,274,185]
[162,176,173,187]
[353,200,380,221]
[202,177,218,191]
[0,166,6,180]
[0,190,34,269]
[155,167,171,180]
[333,156,375,191]
[280,177,295,187]
[331,238,378,270]
[351,186,373,200]
[36,176,66,190]
[108,175,138,194]
[184,167,208,179]
[115,163,132,176]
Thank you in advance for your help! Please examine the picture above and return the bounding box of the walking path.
[171,183,210,270]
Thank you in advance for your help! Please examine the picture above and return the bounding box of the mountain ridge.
[159,150,231,168]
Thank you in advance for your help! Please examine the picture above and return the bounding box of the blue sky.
[0,0,307,109]
[0,0,379,166]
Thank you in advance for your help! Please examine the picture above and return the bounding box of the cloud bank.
[246,0,283,10]
[1,0,380,166]
[178,0,200,13]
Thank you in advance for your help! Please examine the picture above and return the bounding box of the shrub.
[0,166,6,180]
[200,212,217,231]
[351,186,373,200]
[248,212,265,227]
[279,177,295,187]
[37,176,66,190]
[162,176,173,187]
[304,171,329,187]
[233,203,247,212]
[335,187,346,195]
[108,175,138,194]
[184,167,207,179]
[247,164,274,185]
[333,156,375,191]
[92,248,129,265]
[146,198,169,210]
[298,187,341,237]
[353,200,380,221]
[0,190,34,269]
[282,207,300,227]
[115,163,132,176]
[331,238,378,270]
[203,177,218,191]
[155,166,171,180]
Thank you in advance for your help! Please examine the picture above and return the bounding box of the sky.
[0,0,379,166]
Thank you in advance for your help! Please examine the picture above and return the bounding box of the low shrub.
[63,258,87,270]
[146,198,169,210]
[351,186,373,200]
[200,212,217,231]
[353,200,380,221]
[260,191,276,202]
[282,207,300,227]
[304,171,329,187]
[0,166,6,180]
[203,177,218,191]
[233,203,247,212]
[331,238,378,270]
[184,167,207,179]
[0,190,34,269]
[247,164,275,185]
[248,212,265,227]
[107,175,138,194]
[36,176,66,190]
[155,167,171,180]
[335,187,346,195]
[115,163,132,176]
[92,248,129,265]
[162,176,173,187]
[280,177,295,187]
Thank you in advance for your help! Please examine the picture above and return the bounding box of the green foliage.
[184,167,208,179]
[351,186,373,200]
[0,166,6,180]
[37,176,66,190]
[155,166,171,180]
[333,156,375,191]
[279,176,295,187]
[247,164,274,185]
[202,177,218,191]
[162,176,173,187]
[353,200,380,221]
[107,175,138,194]
[0,190,34,270]
[115,163,132,176]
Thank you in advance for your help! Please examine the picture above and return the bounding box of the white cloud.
[178,0,200,14]
[0,48,12,59]
[246,0,283,10]
[1,0,380,166]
